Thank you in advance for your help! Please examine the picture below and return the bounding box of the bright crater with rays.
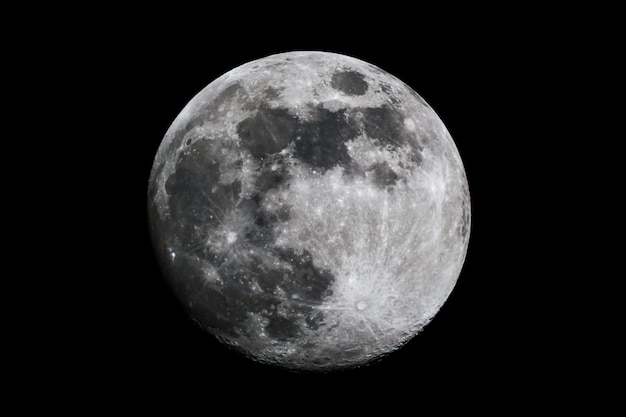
[148,51,470,371]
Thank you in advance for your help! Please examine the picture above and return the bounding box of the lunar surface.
[148,51,470,371]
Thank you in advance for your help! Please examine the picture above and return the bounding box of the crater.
[379,83,400,104]
[331,70,368,96]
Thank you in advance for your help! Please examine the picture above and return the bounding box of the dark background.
[101,41,545,400]
[30,8,610,410]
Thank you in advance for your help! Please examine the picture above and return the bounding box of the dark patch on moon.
[251,248,334,304]
[238,103,358,173]
[358,106,406,148]
[265,316,301,340]
[459,198,470,239]
[275,248,335,302]
[254,247,335,339]
[165,139,241,238]
[255,153,290,194]
[237,106,298,158]
[331,70,368,96]
[232,197,275,244]
[189,278,250,335]
[163,134,335,341]
[235,99,424,189]
[367,161,399,188]
[237,194,288,244]
[183,245,335,341]
[353,105,423,165]
[294,107,356,172]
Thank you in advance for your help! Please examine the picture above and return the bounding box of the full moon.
[148,51,470,371]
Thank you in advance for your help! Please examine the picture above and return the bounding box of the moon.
[148,51,470,371]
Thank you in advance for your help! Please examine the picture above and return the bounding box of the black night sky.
[110,43,538,399]
[38,9,602,410]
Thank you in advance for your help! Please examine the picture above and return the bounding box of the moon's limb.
[148,51,470,370]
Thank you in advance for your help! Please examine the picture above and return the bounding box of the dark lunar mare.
[236,102,424,181]
[330,70,368,96]
[182,247,334,341]
[237,106,297,158]
[351,105,423,165]
[458,187,471,239]
[367,161,399,188]
[156,130,335,341]
[293,107,355,172]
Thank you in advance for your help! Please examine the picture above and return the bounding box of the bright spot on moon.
[225,231,237,245]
